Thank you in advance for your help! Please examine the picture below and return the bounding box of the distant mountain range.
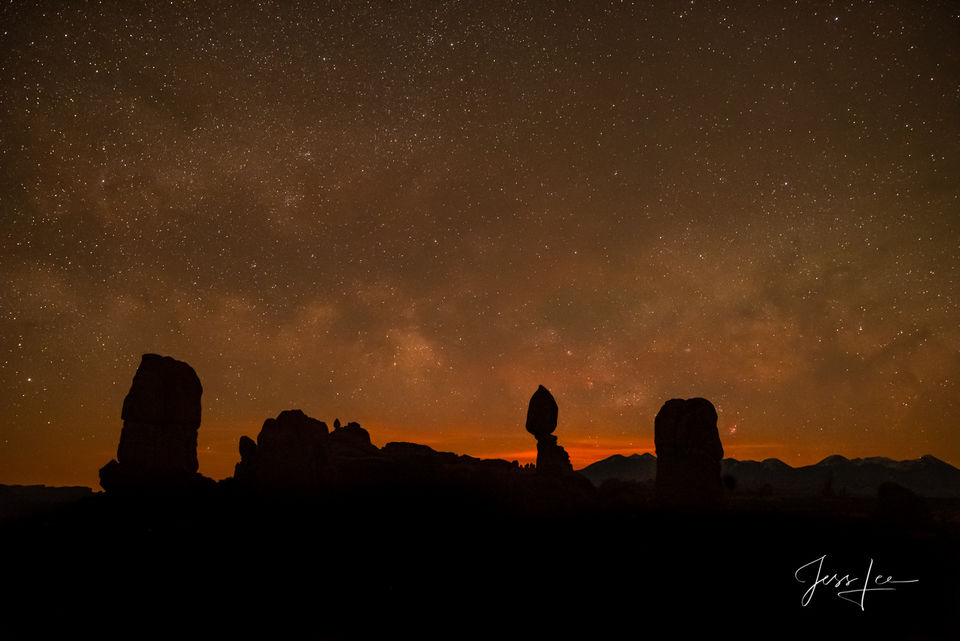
[577,453,960,498]
[0,485,94,521]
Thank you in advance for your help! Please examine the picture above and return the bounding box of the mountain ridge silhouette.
[578,452,960,497]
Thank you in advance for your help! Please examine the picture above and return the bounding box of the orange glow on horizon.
[5,412,955,490]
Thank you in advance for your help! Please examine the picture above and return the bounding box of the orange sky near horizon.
[3,406,955,489]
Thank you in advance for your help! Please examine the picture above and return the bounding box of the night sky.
[2,1,958,487]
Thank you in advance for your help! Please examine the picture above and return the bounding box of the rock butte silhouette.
[653,397,724,506]
[244,409,331,494]
[99,354,212,492]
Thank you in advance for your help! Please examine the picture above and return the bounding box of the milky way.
[2,2,958,486]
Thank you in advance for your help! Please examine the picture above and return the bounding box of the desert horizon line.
[6,352,958,489]
[5,430,952,490]
[190,433,955,481]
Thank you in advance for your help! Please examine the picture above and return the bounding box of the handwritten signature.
[794,554,919,610]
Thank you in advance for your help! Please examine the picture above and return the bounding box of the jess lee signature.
[794,554,919,610]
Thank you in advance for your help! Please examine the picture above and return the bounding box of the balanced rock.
[255,410,330,493]
[654,397,724,505]
[525,385,572,475]
[99,354,205,491]
[525,385,558,438]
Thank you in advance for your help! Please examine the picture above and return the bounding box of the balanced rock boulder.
[525,385,558,438]
[654,397,724,505]
[99,354,206,492]
[525,385,572,475]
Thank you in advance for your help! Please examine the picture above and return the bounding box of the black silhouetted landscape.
[2,354,958,639]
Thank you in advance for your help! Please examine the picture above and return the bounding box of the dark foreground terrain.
[6,357,955,638]
[2,483,957,640]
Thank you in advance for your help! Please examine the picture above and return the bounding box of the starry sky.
[2,1,958,488]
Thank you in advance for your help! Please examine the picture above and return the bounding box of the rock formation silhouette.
[253,409,330,494]
[329,420,379,458]
[525,385,573,474]
[225,408,549,504]
[99,354,210,492]
[654,397,723,506]
[232,435,259,488]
